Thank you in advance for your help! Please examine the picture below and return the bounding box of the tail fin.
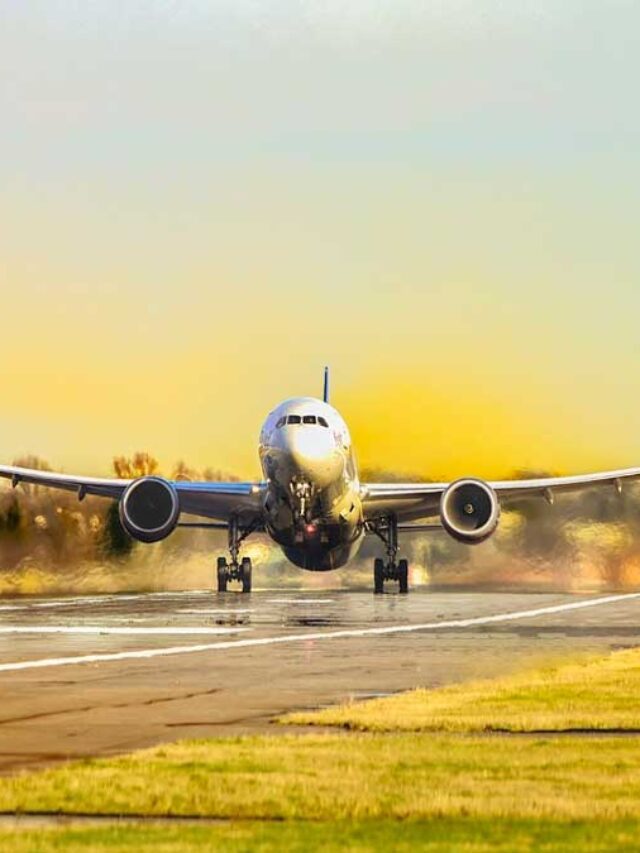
[322,366,330,403]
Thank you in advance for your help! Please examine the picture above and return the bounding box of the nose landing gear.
[368,515,409,594]
[216,517,257,593]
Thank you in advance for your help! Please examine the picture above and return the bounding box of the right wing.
[0,465,265,524]
[0,465,130,500]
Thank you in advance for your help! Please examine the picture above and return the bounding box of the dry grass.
[285,647,640,732]
[2,732,640,821]
[4,647,640,848]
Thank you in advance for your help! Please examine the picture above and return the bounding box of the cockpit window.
[287,415,301,424]
[318,416,329,427]
[276,417,286,428]
[303,415,317,425]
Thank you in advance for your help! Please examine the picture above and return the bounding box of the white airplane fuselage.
[258,397,364,570]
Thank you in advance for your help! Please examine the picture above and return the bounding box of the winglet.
[323,366,330,403]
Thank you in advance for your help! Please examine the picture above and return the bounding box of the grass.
[2,732,640,820]
[1,820,640,852]
[285,647,640,732]
[4,647,640,848]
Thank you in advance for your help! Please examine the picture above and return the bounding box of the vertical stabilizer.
[323,366,330,403]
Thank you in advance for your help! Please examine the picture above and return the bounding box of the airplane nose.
[288,428,344,486]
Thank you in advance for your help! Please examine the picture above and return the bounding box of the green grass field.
[2,647,640,850]
[1,819,640,852]
[285,647,640,732]
[2,731,640,821]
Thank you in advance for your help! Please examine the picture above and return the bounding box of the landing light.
[305,523,318,535]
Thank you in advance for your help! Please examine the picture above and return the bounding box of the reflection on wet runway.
[1,589,640,668]
[0,588,639,773]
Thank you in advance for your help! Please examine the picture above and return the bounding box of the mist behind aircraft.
[1,452,639,596]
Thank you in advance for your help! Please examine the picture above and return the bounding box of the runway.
[0,588,639,773]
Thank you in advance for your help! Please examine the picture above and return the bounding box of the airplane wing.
[361,466,640,523]
[0,465,265,524]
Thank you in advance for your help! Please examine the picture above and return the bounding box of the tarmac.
[0,587,639,773]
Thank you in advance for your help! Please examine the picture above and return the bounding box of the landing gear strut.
[368,515,409,594]
[216,517,257,593]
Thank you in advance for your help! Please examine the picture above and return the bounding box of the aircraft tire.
[373,558,384,594]
[241,557,252,593]
[217,557,228,592]
[398,558,409,594]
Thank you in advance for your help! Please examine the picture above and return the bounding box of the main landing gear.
[217,556,252,593]
[216,518,256,593]
[368,516,409,594]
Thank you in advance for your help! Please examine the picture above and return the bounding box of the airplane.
[1,366,640,594]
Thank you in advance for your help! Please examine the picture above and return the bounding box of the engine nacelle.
[440,478,500,544]
[119,477,180,543]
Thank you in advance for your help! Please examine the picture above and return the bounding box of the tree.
[171,460,198,482]
[101,502,134,557]
[0,493,22,535]
[112,452,160,479]
[202,467,241,482]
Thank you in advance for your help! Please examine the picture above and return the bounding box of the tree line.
[0,453,240,570]
[1,458,639,591]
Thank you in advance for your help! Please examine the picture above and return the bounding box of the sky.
[1,1,639,480]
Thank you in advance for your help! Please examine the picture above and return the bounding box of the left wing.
[0,465,265,524]
[362,466,640,523]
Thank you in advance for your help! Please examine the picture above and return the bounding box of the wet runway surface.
[0,588,639,773]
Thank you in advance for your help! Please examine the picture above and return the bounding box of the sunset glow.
[1,3,638,480]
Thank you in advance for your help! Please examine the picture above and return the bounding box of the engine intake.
[119,477,180,543]
[440,478,500,544]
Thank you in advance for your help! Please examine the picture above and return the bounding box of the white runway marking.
[0,592,637,673]
[0,626,247,636]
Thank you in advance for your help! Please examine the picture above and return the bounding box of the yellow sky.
[1,3,639,480]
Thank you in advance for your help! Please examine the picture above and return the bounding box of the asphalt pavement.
[0,587,639,773]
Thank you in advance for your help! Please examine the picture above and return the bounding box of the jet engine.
[119,477,180,543]
[439,478,500,544]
